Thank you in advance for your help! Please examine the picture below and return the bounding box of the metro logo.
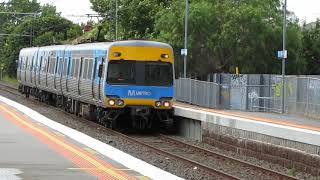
[128,90,152,97]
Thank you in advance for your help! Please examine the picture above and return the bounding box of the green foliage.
[0,1,83,77]
[1,0,320,79]
[302,20,320,74]
[90,0,170,39]
[155,0,306,76]
[0,75,19,87]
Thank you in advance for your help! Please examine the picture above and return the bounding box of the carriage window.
[74,59,80,78]
[55,57,59,74]
[79,58,83,79]
[63,58,68,76]
[46,58,50,73]
[88,59,93,80]
[70,58,75,77]
[67,58,71,76]
[107,60,173,86]
[26,58,29,71]
[82,59,88,79]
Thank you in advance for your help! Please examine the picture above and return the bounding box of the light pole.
[281,0,287,114]
[183,0,189,78]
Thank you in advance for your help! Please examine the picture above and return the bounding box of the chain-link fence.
[174,75,320,119]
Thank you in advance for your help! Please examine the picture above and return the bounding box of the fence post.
[189,78,192,104]
[307,77,310,116]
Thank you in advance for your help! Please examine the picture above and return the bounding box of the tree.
[0,1,83,77]
[155,0,305,77]
[302,20,320,74]
[90,0,170,39]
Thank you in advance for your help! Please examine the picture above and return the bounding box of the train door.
[33,54,37,87]
[78,57,84,96]
[56,57,63,94]
[92,56,104,102]
[30,56,34,84]
[66,57,71,93]
[91,57,98,100]
[18,57,22,81]
[38,56,42,86]
[54,56,59,90]
[25,57,28,83]
[45,57,49,87]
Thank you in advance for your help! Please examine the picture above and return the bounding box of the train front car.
[102,41,174,130]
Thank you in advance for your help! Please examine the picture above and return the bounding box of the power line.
[0,12,41,16]
[0,33,32,37]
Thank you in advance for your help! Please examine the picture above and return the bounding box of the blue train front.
[99,41,175,130]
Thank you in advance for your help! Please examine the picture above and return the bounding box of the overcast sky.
[5,0,320,24]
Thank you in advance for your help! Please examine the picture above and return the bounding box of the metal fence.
[174,75,320,119]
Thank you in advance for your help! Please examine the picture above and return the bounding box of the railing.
[174,76,320,119]
[175,78,219,108]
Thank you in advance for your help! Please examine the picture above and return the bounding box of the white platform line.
[0,96,183,180]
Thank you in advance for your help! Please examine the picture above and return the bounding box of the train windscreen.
[107,60,173,86]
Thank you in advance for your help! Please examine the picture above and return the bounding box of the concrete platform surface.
[0,96,183,180]
[174,102,320,153]
[174,102,320,132]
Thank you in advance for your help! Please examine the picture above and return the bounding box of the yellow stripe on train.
[108,46,173,63]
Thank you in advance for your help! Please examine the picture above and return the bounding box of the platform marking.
[0,104,133,180]
[83,147,99,155]
[0,168,22,180]
[0,96,184,180]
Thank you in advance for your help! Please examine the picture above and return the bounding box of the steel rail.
[159,134,299,180]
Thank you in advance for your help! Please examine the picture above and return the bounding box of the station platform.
[174,102,320,132]
[0,96,182,180]
[173,102,320,155]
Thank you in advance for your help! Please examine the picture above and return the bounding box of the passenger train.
[17,40,175,130]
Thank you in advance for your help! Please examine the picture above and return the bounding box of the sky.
[4,0,320,24]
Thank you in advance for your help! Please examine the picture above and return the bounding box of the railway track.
[0,82,300,179]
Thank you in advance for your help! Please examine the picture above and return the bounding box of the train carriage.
[18,40,175,130]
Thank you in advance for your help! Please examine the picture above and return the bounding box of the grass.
[0,75,19,87]
[287,168,297,177]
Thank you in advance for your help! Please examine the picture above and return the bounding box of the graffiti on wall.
[230,74,247,110]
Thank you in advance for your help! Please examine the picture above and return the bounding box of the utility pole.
[281,0,287,114]
[183,0,189,78]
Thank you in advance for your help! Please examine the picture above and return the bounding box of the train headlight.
[113,52,122,57]
[116,99,124,106]
[161,54,169,59]
[155,101,162,107]
[108,99,115,106]
[163,101,170,107]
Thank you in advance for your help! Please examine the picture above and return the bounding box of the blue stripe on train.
[105,84,174,99]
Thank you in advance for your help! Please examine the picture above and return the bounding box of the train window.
[88,59,93,80]
[79,58,84,79]
[51,57,56,74]
[70,58,75,77]
[55,57,59,74]
[46,58,50,73]
[74,59,80,78]
[30,56,33,71]
[92,57,98,80]
[82,59,88,79]
[67,57,71,76]
[107,61,173,86]
[26,58,29,71]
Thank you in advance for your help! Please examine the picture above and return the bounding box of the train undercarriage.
[18,85,175,132]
